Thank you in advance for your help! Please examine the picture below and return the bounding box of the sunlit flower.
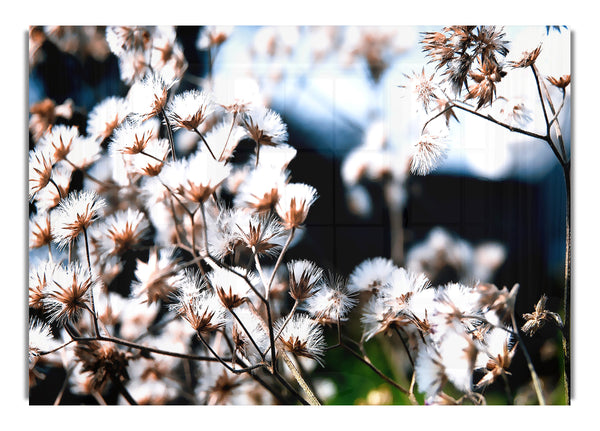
[474,326,517,389]
[171,270,227,333]
[87,96,130,141]
[28,148,54,198]
[29,319,57,360]
[43,262,94,325]
[410,134,448,176]
[208,266,256,310]
[131,248,179,304]
[287,260,323,302]
[305,272,356,324]
[401,68,439,113]
[166,89,216,132]
[110,118,161,155]
[29,261,57,310]
[547,74,571,90]
[348,257,396,294]
[275,182,318,229]
[235,166,288,213]
[242,106,288,148]
[29,212,54,249]
[235,212,285,258]
[52,190,106,248]
[102,208,149,255]
[275,314,326,365]
[34,165,71,212]
[39,124,79,163]
[106,26,151,57]
[128,73,170,122]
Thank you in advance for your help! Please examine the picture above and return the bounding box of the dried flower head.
[287,260,323,301]
[43,262,94,325]
[182,152,232,204]
[171,272,227,333]
[34,165,71,212]
[242,106,288,148]
[29,212,54,249]
[401,68,439,113]
[74,340,131,392]
[102,208,149,255]
[547,74,571,90]
[275,314,326,365]
[106,26,151,57]
[521,294,563,337]
[474,326,517,389]
[305,272,357,324]
[39,124,79,163]
[410,134,448,176]
[110,118,160,155]
[235,213,285,258]
[87,96,130,141]
[29,261,56,310]
[275,182,318,229]
[52,190,106,248]
[28,148,54,198]
[166,89,216,132]
[476,282,519,327]
[348,257,396,294]
[466,60,506,109]
[235,166,289,213]
[197,26,234,49]
[360,295,399,341]
[132,138,170,176]
[128,73,170,122]
[209,267,255,310]
[28,319,57,361]
[132,248,179,304]
[509,45,542,69]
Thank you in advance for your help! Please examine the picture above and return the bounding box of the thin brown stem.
[193,127,217,160]
[161,108,177,162]
[230,307,266,362]
[265,228,295,300]
[82,227,100,337]
[510,312,545,405]
[48,178,63,200]
[220,111,238,163]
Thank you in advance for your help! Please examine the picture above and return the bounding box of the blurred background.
[28,25,570,404]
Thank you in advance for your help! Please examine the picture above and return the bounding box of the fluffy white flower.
[275,182,318,229]
[410,134,448,176]
[52,190,106,248]
[348,257,396,294]
[275,314,326,365]
[87,96,130,140]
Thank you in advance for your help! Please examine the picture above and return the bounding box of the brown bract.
[509,45,542,69]
[75,341,131,392]
[547,74,571,90]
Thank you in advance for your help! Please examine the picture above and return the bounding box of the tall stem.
[82,227,100,337]
[562,161,571,402]
[510,312,545,405]
[161,108,177,162]
[265,228,295,300]
[280,351,320,405]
